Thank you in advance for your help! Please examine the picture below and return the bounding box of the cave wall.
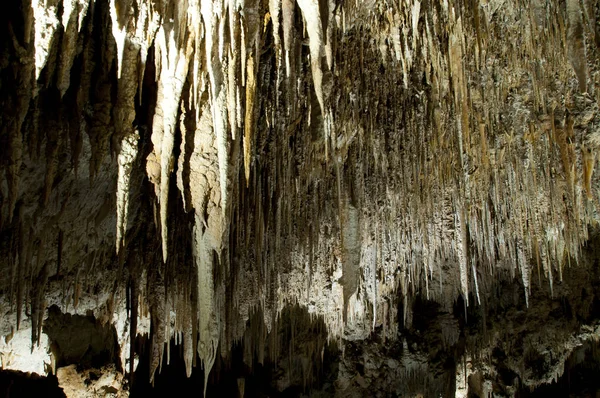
[2,0,600,396]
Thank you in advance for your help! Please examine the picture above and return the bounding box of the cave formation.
[2,0,600,396]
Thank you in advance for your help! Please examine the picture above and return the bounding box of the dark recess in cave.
[43,305,121,371]
[0,369,65,398]
[130,305,339,398]
[521,339,600,398]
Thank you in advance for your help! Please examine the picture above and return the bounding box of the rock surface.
[2,0,600,396]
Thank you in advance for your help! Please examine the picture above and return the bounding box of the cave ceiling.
[2,0,600,396]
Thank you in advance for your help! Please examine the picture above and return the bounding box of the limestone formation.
[3,0,600,396]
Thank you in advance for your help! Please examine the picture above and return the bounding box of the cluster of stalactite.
[2,0,600,392]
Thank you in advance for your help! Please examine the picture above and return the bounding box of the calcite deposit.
[2,0,600,396]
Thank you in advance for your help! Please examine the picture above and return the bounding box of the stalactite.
[149,270,165,385]
[296,0,327,153]
[227,1,240,141]
[151,19,195,262]
[31,0,60,80]
[2,0,600,391]
[583,145,596,199]
[184,93,225,393]
[282,0,294,78]
[31,263,48,348]
[269,0,282,69]
[116,130,139,252]
[201,0,230,216]
[6,121,24,226]
[58,0,90,96]
[457,207,469,307]
[244,54,258,186]
[567,0,588,93]
[108,0,127,80]
[195,217,219,397]
[183,297,194,377]
[15,210,25,331]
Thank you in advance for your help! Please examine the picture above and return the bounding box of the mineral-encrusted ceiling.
[2,0,600,396]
